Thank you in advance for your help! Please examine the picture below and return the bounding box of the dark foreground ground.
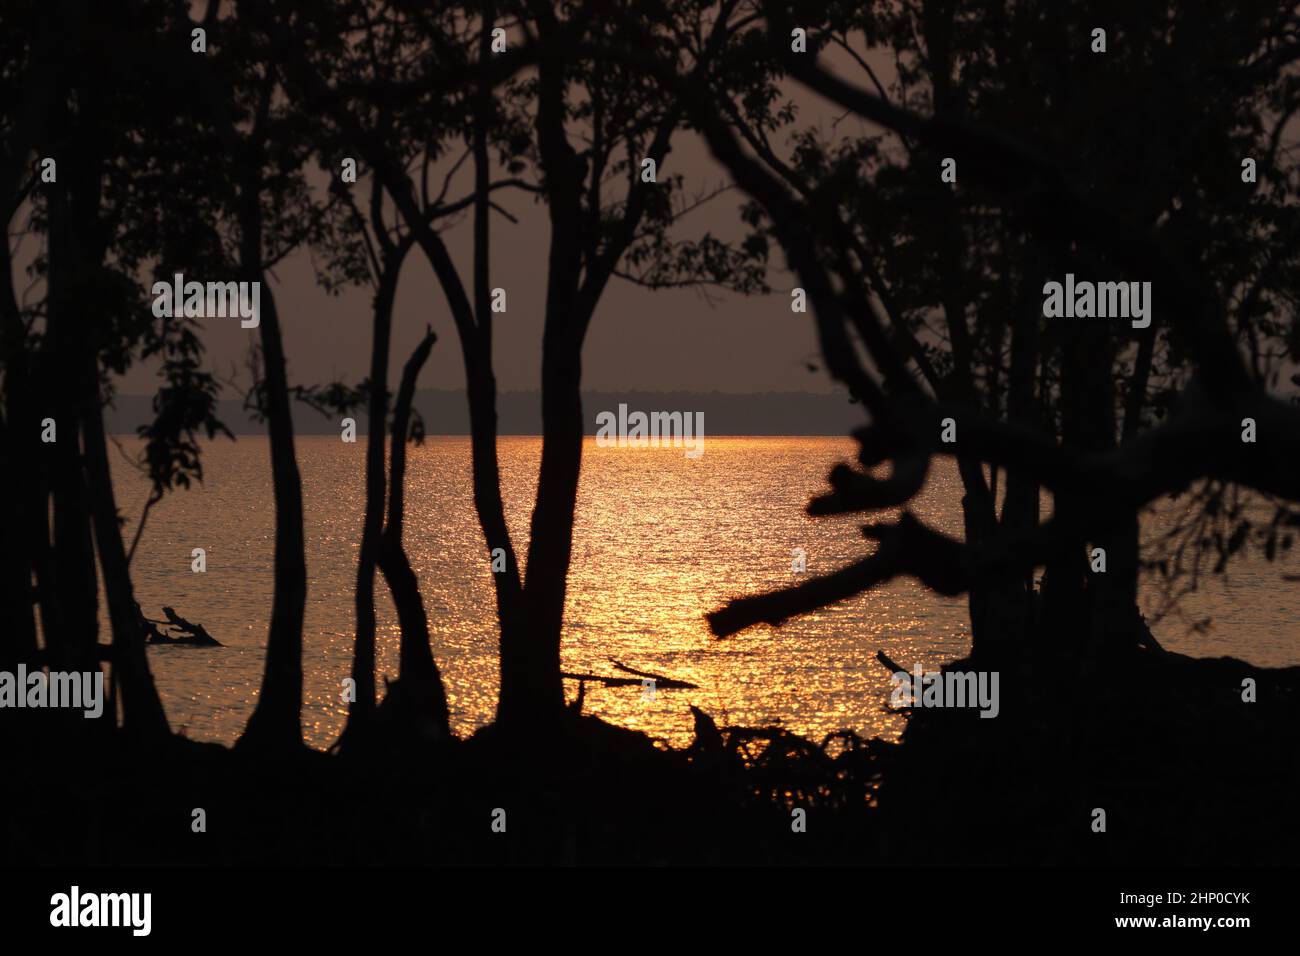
[3,645,1296,866]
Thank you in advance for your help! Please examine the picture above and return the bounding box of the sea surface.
[107,436,1300,749]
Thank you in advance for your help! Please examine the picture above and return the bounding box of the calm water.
[108,436,1300,749]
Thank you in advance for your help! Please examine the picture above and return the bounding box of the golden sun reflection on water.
[114,435,1299,749]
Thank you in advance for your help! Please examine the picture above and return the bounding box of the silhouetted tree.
[308,170,454,743]
[175,4,339,751]
[378,327,452,736]
[0,0,220,741]
[657,2,1300,663]
[273,0,765,734]
[710,0,1300,663]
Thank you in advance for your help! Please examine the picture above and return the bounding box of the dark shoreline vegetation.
[5,1,1300,871]
[7,642,1297,866]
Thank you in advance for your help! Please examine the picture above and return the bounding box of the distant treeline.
[105,390,863,437]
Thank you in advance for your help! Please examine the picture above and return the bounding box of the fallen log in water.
[559,659,698,690]
[607,658,698,689]
[561,672,646,688]
[137,605,223,647]
[876,649,905,674]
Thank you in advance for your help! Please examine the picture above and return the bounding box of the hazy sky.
[116,131,839,398]
[113,51,883,399]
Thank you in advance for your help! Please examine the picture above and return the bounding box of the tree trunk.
[502,42,588,732]
[0,419,37,672]
[0,243,38,674]
[343,248,408,735]
[1096,329,1158,653]
[512,339,583,729]
[65,83,169,740]
[236,197,306,752]
[994,262,1045,649]
[42,131,100,677]
[377,329,451,737]
[81,373,170,741]
[465,365,529,700]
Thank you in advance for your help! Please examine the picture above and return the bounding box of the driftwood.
[560,671,648,688]
[876,649,906,674]
[607,658,698,689]
[559,659,699,690]
[137,605,222,647]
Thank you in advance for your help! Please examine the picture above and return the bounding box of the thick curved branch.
[707,514,968,637]
[709,512,1073,638]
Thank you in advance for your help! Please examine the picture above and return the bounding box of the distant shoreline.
[105,389,865,437]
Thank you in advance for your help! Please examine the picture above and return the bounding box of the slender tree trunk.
[237,188,306,751]
[1039,395,1089,649]
[373,330,451,736]
[995,262,1044,651]
[344,250,406,734]
[513,337,583,728]
[0,92,49,674]
[405,231,528,728]
[0,238,38,673]
[1076,315,1127,657]
[924,3,1027,662]
[464,10,533,728]
[0,419,37,672]
[43,109,99,677]
[0,0,58,677]
[81,373,170,740]
[1044,310,1120,661]
[63,81,170,739]
[1099,329,1158,650]
[499,37,587,731]
[465,365,528,678]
